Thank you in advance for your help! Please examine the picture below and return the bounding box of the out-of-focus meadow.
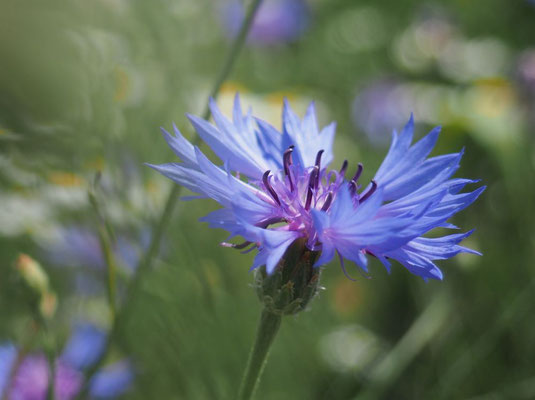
[1,0,534,398]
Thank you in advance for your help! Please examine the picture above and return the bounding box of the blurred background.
[1,0,534,398]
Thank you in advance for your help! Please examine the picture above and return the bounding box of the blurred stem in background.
[89,174,118,320]
[74,0,264,398]
[434,279,535,399]
[355,290,452,400]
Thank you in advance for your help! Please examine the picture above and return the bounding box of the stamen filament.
[314,150,324,188]
[305,187,313,210]
[352,163,363,183]
[220,241,252,249]
[315,150,324,169]
[360,180,377,202]
[321,192,333,211]
[339,160,348,177]
[310,166,319,190]
[283,146,295,191]
[349,180,358,195]
[262,170,281,205]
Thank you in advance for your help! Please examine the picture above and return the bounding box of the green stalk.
[89,185,118,319]
[45,349,56,400]
[238,310,282,400]
[74,1,264,398]
[97,224,117,319]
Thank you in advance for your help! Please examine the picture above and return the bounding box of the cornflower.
[149,94,484,281]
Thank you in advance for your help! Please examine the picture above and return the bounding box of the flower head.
[149,94,484,280]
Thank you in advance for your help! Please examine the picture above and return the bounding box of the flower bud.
[39,291,57,319]
[15,253,57,319]
[16,254,49,294]
[254,239,321,315]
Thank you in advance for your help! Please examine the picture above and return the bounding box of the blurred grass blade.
[355,290,452,400]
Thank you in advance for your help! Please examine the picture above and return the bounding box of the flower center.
[259,146,377,236]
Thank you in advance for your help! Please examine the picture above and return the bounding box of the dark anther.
[321,192,333,211]
[359,180,377,202]
[339,160,348,177]
[305,186,314,210]
[314,150,324,188]
[283,146,294,191]
[309,166,319,190]
[315,150,324,168]
[263,170,281,205]
[352,163,363,183]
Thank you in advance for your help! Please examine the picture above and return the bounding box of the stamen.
[305,187,313,210]
[262,170,281,205]
[359,180,377,202]
[326,170,338,184]
[258,217,285,228]
[314,150,324,188]
[349,180,358,195]
[321,192,333,211]
[315,150,324,169]
[352,163,363,183]
[283,146,294,191]
[220,241,251,249]
[339,160,348,177]
[241,243,258,254]
[309,165,319,190]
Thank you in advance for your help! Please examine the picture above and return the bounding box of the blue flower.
[221,0,309,46]
[0,323,133,399]
[149,94,484,280]
[42,226,151,272]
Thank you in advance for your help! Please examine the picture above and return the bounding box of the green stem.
[45,349,56,400]
[98,224,117,319]
[238,310,282,400]
[74,1,264,398]
[89,187,118,319]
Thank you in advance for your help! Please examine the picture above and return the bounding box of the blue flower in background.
[149,94,484,280]
[221,0,309,45]
[42,226,150,271]
[45,227,105,269]
[38,226,156,296]
[0,323,133,399]
[351,79,408,146]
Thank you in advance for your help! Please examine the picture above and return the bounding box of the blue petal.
[380,152,459,201]
[377,125,441,188]
[89,361,134,399]
[187,113,265,179]
[281,99,335,169]
[160,125,197,168]
[182,95,290,179]
[236,220,301,274]
[314,242,335,267]
[374,114,414,180]
[61,323,107,371]
[148,146,268,210]
[386,248,445,280]
[254,118,286,168]
[0,344,17,397]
